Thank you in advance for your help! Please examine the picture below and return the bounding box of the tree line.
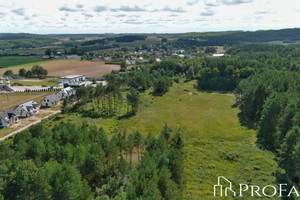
[235,70,300,197]
[3,65,48,78]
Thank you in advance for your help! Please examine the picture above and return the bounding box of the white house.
[58,75,86,88]
[0,111,10,128]
[42,94,60,107]
[14,100,40,118]
[56,87,76,100]
[0,110,19,128]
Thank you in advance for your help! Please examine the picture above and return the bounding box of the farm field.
[0,59,120,78]
[0,91,56,112]
[119,81,279,199]
[0,56,45,68]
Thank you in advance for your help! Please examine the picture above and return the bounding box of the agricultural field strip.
[0,92,47,111]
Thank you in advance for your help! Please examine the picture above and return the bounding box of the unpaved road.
[0,110,60,142]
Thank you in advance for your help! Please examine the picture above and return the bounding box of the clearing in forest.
[119,80,279,199]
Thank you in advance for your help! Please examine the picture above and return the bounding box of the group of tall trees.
[62,74,141,116]
[18,65,48,78]
[3,65,48,78]
[0,121,184,199]
[236,70,300,194]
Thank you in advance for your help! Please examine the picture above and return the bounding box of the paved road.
[0,110,60,142]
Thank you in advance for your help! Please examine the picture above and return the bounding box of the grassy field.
[119,80,280,199]
[0,56,45,68]
[0,59,119,78]
[10,78,58,86]
[0,91,56,112]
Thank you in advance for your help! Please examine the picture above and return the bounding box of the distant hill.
[1,28,300,49]
[0,33,40,40]
[173,28,300,46]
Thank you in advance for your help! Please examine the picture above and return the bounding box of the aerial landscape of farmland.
[0,0,300,199]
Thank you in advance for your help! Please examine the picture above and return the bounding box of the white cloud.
[0,0,299,33]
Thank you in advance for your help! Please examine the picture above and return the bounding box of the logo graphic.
[213,176,300,198]
[214,176,236,197]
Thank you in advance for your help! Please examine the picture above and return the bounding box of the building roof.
[59,75,85,79]
[0,111,9,122]
[15,100,40,111]
[56,87,75,95]
[7,109,18,117]
[44,94,60,102]
[212,53,225,57]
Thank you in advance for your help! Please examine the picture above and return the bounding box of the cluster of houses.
[0,87,76,128]
[0,100,39,128]
[41,87,76,107]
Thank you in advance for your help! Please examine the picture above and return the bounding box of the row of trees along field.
[4,65,48,78]
[0,122,184,199]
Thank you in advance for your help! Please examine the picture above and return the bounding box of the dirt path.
[0,110,60,142]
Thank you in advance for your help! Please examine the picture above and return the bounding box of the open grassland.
[0,59,120,78]
[119,80,279,199]
[0,91,56,112]
[0,56,45,68]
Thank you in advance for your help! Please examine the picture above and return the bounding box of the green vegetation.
[0,30,300,199]
[236,70,300,195]
[0,56,44,68]
[0,119,184,199]
[10,78,58,86]
[120,81,279,199]
[0,33,58,49]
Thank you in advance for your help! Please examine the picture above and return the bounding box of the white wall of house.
[0,118,9,127]
[42,99,59,107]
[15,107,30,118]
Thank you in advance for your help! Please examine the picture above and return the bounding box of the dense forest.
[0,122,184,199]
[174,28,300,46]
[236,70,300,193]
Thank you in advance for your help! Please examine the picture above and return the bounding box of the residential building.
[56,87,76,100]
[42,94,60,107]
[14,100,40,118]
[58,75,86,88]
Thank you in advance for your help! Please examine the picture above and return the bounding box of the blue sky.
[0,0,299,33]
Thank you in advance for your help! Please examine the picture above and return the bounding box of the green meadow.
[119,80,280,199]
[0,56,44,68]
